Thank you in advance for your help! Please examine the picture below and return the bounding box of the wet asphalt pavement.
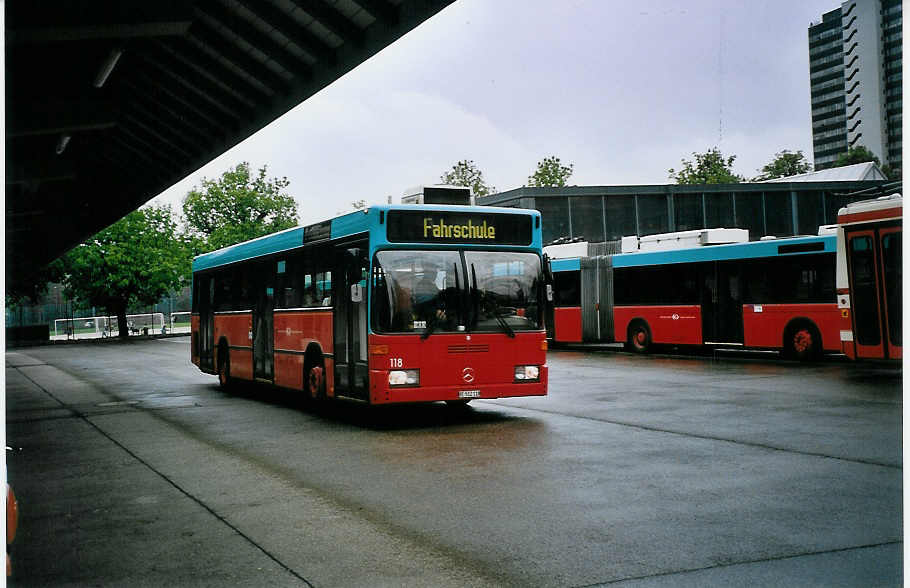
[5,337,903,586]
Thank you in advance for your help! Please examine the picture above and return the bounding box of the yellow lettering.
[420,217,498,240]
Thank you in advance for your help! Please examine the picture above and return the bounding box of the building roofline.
[477,180,889,204]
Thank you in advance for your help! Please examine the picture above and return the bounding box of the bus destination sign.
[386,210,532,245]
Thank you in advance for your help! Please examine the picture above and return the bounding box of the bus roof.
[549,234,835,272]
[836,193,902,225]
[193,204,541,273]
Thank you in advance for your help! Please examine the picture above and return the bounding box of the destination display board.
[386,210,533,245]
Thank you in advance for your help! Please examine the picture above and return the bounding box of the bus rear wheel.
[627,321,651,354]
[784,322,821,361]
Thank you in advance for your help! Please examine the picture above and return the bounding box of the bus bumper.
[369,366,548,404]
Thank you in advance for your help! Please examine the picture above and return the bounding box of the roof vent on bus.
[402,185,474,206]
[629,228,749,252]
[759,235,777,241]
[817,224,838,236]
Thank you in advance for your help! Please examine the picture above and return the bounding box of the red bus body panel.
[214,313,254,380]
[273,310,334,394]
[553,307,583,342]
[742,303,840,351]
[613,305,702,345]
[368,332,547,404]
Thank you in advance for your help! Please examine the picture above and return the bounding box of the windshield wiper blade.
[491,305,516,338]
[420,313,437,340]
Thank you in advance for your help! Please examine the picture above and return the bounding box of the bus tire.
[627,320,652,354]
[304,356,326,402]
[783,321,821,362]
[217,342,232,389]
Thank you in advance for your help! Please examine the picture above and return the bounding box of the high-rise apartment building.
[808,0,902,172]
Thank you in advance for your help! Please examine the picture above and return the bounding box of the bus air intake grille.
[448,344,490,354]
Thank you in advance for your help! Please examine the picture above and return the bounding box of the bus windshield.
[371,250,543,335]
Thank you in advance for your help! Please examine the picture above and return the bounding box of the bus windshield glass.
[371,250,543,334]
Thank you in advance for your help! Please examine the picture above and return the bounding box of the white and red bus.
[835,194,902,361]
[546,227,839,360]
[191,201,548,405]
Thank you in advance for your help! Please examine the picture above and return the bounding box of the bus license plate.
[459,390,480,399]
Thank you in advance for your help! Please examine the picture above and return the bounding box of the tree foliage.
[61,206,191,338]
[753,150,812,181]
[527,156,574,187]
[669,147,743,184]
[440,160,496,197]
[6,259,65,308]
[830,146,900,179]
[833,145,880,168]
[182,162,299,253]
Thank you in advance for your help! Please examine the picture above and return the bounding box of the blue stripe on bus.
[611,235,835,268]
[192,205,543,272]
[549,235,835,273]
[551,258,580,272]
[192,226,304,272]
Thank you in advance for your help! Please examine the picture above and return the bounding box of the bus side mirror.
[351,283,363,303]
[542,253,554,284]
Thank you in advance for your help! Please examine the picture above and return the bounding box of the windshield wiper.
[490,304,515,338]
[420,313,437,340]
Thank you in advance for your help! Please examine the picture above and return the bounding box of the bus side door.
[252,264,275,381]
[197,275,215,371]
[701,261,744,345]
[847,228,901,359]
[334,244,369,400]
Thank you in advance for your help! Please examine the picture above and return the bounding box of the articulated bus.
[191,204,548,405]
[546,228,839,360]
[835,194,902,361]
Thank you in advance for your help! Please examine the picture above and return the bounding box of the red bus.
[191,202,548,405]
[835,194,902,361]
[546,227,839,360]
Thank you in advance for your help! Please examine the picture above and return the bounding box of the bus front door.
[701,262,744,345]
[334,244,369,400]
[252,267,275,381]
[198,275,215,370]
[847,228,901,359]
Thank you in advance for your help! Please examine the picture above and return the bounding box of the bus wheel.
[306,361,326,402]
[784,322,821,361]
[627,321,651,354]
[217,346,232,389]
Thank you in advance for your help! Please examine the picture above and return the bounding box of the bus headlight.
[514,365,540,382]
[388,369,419,387]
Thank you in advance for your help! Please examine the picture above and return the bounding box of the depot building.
[477,162,893,245]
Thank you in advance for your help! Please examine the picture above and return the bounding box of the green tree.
[440,160,496,197]
[182,162,299,253]
[61,206,191,338]
[669,147,743,184]
[753,150,812,181]
[6,259,65,308]
[527,156,574,187]
[832,145,880,168]
[830,146,900,179]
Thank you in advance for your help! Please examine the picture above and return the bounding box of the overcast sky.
[148,0,839,226]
